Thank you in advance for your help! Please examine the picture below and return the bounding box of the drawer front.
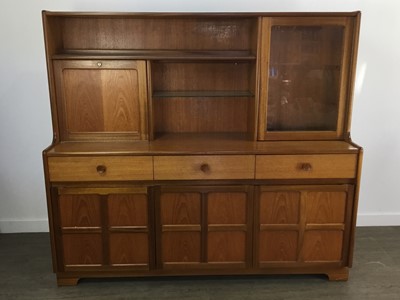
[48,156,153,181]
[255,154,357,179]
[154,155,255,180]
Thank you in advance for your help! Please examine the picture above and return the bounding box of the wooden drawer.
[255,154,357,179]
[48,156,153,182]
[154,155,255,180]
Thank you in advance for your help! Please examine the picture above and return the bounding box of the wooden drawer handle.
[200,163,211,173]
[96,165,107,174]
[300,163,313,171]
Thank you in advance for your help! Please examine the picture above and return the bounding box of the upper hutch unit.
[42,11,362,286]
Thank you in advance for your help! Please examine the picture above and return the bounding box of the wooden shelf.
[153,90,254,98]
[52,50,257,61]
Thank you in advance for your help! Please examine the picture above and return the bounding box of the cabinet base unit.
[42,11,362,285]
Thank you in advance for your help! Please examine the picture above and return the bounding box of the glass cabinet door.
[258,17,357,140]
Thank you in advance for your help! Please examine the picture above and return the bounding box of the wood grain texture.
[62,17,256,51]
[42,12,362,283]
[154,155,255,180]
[153,97,249,133]
[48,156,153,181]
[302,231,343,262]
[208,192,247,224]
[109,233,149,266]
[62,234,103,266]
[160,193,201,225]
[259,191,300,224]
[305,191,346,224]
[108,194,148,226]
[259,231,298,262]
[162,232,201,263]
[207,232,246,262]
[53,60,148,141]
[59,194,101,227]
[255,154,357,179]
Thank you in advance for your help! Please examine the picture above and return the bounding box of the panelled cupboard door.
[258,15,360,140]
[55,187,154,272]
[155,186,253,270]
[255,185,354,267]
[53,60,148,141]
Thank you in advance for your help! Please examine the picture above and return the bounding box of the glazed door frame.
[258,16,358,140]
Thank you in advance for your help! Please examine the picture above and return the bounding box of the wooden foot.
[326,268,349,281]
[57,277,80,286]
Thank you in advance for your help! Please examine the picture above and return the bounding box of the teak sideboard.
[42,11,363,286]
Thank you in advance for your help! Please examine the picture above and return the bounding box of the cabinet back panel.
[152,62,252,92]
[61,18,256,51]
[154,98,248,133]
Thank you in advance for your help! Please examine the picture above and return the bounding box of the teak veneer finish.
[42,11,362,286]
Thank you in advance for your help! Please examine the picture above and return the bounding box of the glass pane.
[267,25,344,132]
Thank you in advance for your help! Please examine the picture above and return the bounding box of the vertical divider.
[148,186,157,270]
[100,194,110,266]
[297,191,307,263]
[153,186,162,269]
[201,192,208,263]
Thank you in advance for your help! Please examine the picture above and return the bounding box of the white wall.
[0,0,399,233]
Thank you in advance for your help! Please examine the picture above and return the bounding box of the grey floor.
[0,227,400,300]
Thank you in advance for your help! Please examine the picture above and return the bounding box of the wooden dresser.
[42,11,363,286]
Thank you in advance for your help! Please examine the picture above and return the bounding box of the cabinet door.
[53,60,148,141]
[55,187,154,271]
[155,186,253,270]
[258,16,359,140]
[256,185,354,267]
